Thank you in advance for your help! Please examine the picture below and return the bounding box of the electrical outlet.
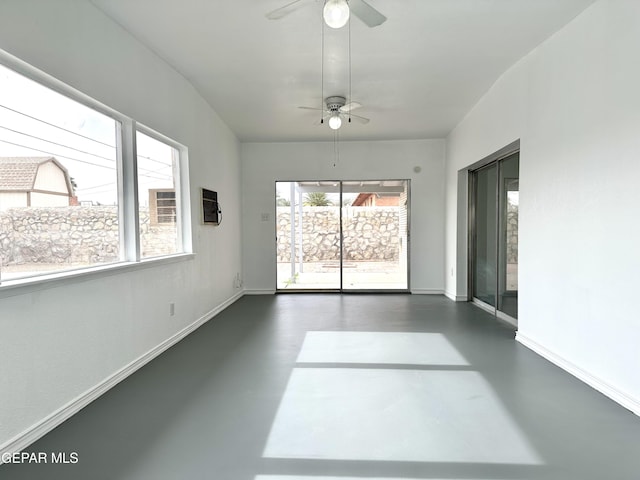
[169,303,175,316]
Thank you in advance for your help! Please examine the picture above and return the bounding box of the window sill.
[0,253,196,299]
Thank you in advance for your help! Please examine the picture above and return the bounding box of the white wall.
[446,0,640,413]
[0,0,243,450]
[242,139,445,293]
[30,192,69,207]
[0,192,28,210]
[33,161,69,195]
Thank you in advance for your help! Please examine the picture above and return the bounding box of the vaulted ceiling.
[90,0,596,142]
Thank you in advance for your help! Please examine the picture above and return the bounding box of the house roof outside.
[0,156,72,193]
[351,192,400,207]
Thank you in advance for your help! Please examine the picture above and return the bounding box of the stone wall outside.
[506,202,518,264]
[277,206,401,263]
[0,206,176,267]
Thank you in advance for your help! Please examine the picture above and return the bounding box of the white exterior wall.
[0,192,27,210]
[0,0,242,451]
[33,161,69,195]
[445,0,640,413]
[242,139,446,294]
[30,192,69,207]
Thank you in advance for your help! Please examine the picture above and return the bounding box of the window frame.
[0,49,192,296]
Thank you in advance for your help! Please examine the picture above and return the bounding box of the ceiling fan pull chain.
[320,6,325,124]
[333,130,340,167]
[348,10,352,123]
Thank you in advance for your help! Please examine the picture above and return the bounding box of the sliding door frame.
[467,140,520,325]
[275,179,411,293]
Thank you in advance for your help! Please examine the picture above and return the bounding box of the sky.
[0,63,175,206]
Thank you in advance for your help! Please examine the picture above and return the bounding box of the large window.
[0,56,189,285]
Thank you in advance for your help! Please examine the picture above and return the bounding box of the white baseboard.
[0,291,245,460]
[411,288,444,295]
[444,291,467,301]
[516,333,640,416]
[244,289,276,295]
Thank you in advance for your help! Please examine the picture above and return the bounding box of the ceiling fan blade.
[349,0,387,27]
[298,106,326,111]
[340,101,363,113]
[266,0,313,20]
[344,112,370,124]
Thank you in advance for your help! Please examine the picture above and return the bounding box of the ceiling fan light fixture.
[323,0,350,29]
[329,114,342,130]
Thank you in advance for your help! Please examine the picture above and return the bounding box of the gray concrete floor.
[2,294,640,479]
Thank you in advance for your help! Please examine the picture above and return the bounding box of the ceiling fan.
[266,0,387,28]
[299,96,370,130]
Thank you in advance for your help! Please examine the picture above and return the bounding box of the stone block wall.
[0,206,176,267]
[506,202,518,264]
[277,206,401,263]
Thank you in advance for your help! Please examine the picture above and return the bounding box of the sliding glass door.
[498,155,519,318]
[276,180,409,291]
[342,181,409,290]
[276,181,341,290]
[472,164,498,307]
[470,152,519,321]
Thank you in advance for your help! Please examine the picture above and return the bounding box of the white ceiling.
[90,0,596,143]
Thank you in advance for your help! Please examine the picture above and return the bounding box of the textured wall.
[276,206,400,263]
[0,206,176,268]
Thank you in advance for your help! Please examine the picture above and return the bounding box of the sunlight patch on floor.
[263,368,540,464]
[256,477,509,480]
[296,332,470,365]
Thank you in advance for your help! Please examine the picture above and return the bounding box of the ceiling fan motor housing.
[326,96,346,112]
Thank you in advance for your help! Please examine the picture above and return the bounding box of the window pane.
[136,131,180,258]
[0,63,120,282]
